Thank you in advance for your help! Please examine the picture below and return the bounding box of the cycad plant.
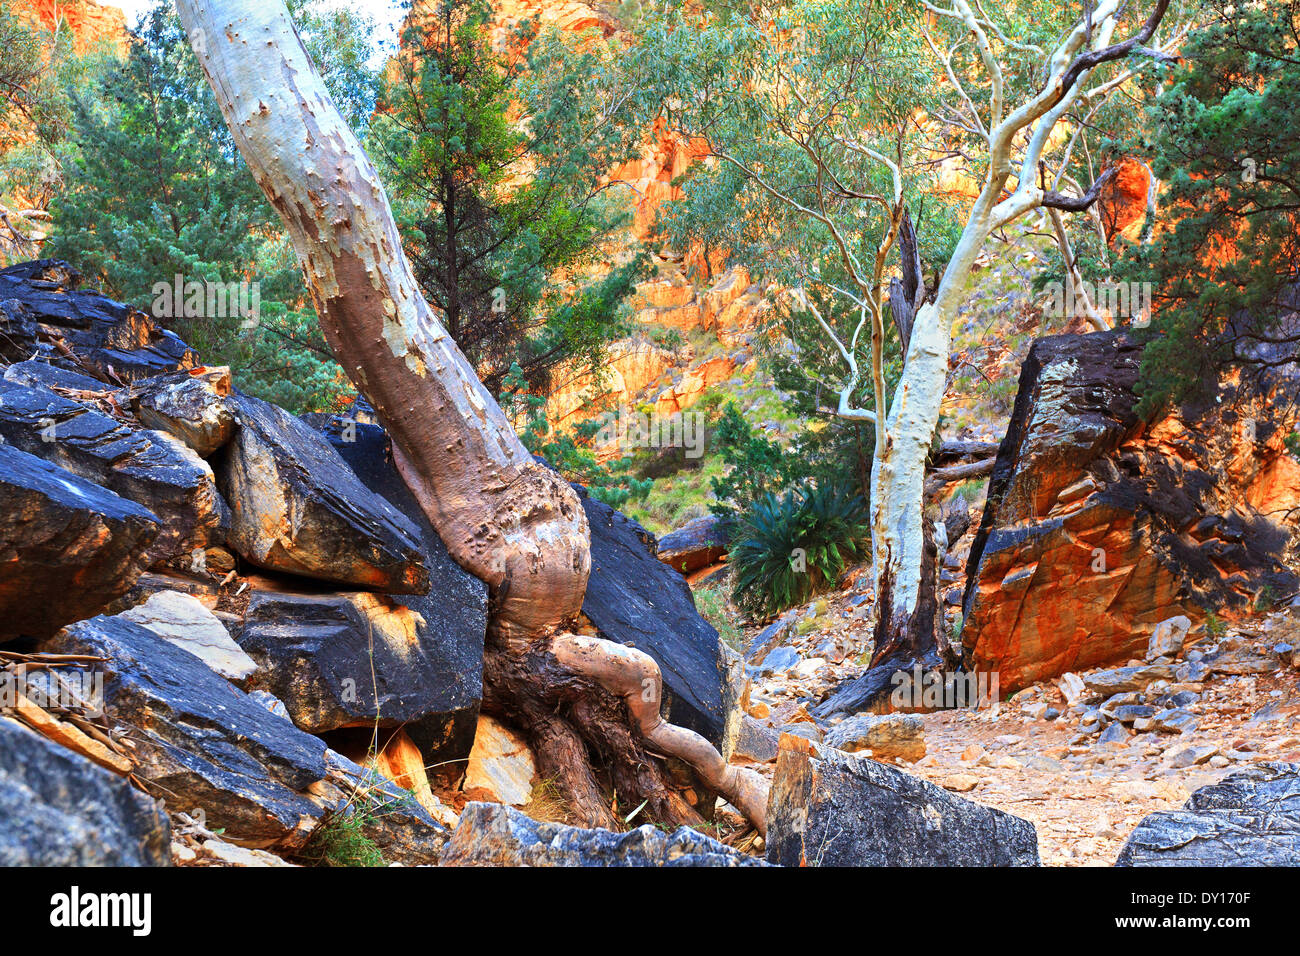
[730,484,869,618]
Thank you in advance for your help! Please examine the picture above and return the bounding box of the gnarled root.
[550,634,769,836]
[482,643,703,832]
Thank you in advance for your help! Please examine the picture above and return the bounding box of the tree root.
[550,634,768,836]
[483,635,769,836]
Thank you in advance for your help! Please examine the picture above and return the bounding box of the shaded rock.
[749,645,800,676]
[131,367,236,456]
[0,716,171,866]
[746,610,797,665]
[309,416,488,762]
[0,444,159,640]
[0,377,224,566]
[824,712,926,762]
[1147,615,1192,662]
[235,589,479,759]
[441,802,766,867]
[3,358,108,392]
[1116,762,1300,865]
[117,589,255,681]
[766,737,1039,866]
[0,259,196,380]
[576,485,737,751]
[656,514,728,575]
[734,716,780,763]
[962,331,1299,694]
[46,614,329,848]
[462,714,536,806]
[217,392,428,592]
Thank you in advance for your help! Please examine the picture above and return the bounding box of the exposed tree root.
[550,634,769,835]
[483,635,769,836]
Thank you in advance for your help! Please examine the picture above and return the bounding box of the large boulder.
[310,416,488,761]
[131,367,236,457]
[46,614,330,848]
[1116,762,1300,866]
[235,588,480,756]
[0,377,225,567]
[656,513,728,575]
[577,486,739,751]
[0,717,172,866]
[0,259,195,380]
[766,736,1040,866]
[961,331,1300,693]
[0,444,160,640]
[441,802,766,867]
[216,393,429,593]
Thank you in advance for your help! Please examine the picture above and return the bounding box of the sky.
[109,0,408,56]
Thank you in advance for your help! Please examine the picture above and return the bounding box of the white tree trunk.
[174,0,590,642]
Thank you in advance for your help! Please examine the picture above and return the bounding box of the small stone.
[940,773,980,793]
[1208,755,1231,769]
[1146,615,1192,661]
[1169,745,1218,769]
[1152,709,1200,735]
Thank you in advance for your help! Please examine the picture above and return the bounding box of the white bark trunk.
[174,0,590,642]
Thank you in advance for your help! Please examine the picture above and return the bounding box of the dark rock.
[733,716,780,763]
[46,614,330,848]
[0,259,196,380]
[216,393,428,593]
[656,514,728,575]
[131,367,236,456]
[1111,704,1157,724]
[0,717,171,866]
[441,802,766,866]
[0,444,160,640]
[576,485,737,751]
[746,610,797,665]
[3,358,109,392]
[961,331,1299,694]
[0,377,224,567]
[236,589,480,754]
[766,737,1039,866]
[312,416,488,762]
[1116,762,1300,866]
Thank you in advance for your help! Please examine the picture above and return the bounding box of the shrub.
[730,484,869,617]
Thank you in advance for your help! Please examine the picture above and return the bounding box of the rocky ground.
[734,567,1300,866]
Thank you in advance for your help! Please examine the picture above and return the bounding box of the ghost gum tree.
[174,0,767,833]
[621,0,1176,710]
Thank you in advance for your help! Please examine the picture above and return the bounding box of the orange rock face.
[1100,157,1152,244]
[961,332,1300,694]
[13,0,126,54]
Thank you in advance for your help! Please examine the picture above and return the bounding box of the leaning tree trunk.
[176,0,765,833]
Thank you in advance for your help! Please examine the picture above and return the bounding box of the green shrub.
[730,484,869,617]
